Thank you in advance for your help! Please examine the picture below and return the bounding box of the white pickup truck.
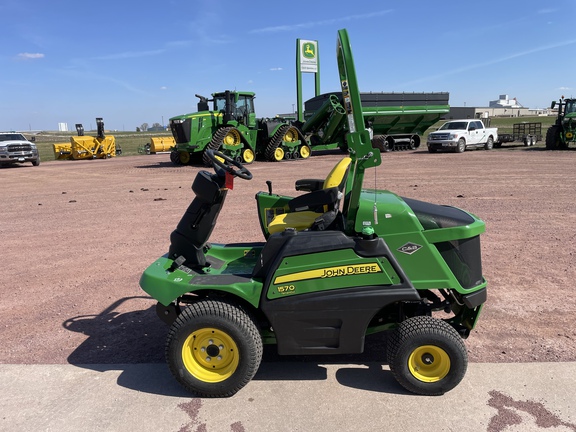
[427,120,498,153]
[0,132,40,166]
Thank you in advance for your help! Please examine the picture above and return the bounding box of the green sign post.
[296,39,321,122]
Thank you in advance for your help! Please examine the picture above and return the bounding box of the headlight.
[449,133,459,139]
[0,145,7,152]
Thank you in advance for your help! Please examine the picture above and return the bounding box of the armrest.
[288,187,339,212]
[295,178,324,192]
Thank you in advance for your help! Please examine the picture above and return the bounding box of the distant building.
[58,122,69,132]
[489,94,523,109]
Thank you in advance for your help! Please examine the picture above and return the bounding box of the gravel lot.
[1,146,575,365]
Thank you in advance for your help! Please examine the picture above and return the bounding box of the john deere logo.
[303,43,316,59]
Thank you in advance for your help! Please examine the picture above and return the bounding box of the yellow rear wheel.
[283,127,299,143]
[223,129,242,147]
[179,151,191,165]
[408,345,450,382]
[387,315,467,395]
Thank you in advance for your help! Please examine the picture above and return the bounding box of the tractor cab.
[211,91,257,127]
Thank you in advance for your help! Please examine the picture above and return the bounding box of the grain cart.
[139,29,487,398]
[300,92,450,152]
[169,92,307,166]
[546,97,576,149]
[53,119,121,160]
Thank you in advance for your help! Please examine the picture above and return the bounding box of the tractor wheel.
[299,144,311,159]
[387,316,467,396]
[456,138,466,153]
[545,126,560,150]
[372,135,393,152]
[484,136,494,150]
[203,127,242,167]
[165,298,263,398]
[265,125,289,162]
[408,135,420,150]
[170,150,183,166]
[179,151,191,165]
[242,148,255,164]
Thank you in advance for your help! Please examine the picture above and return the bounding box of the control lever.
[266,180,273,195]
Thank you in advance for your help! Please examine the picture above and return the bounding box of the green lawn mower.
[139,29,487,397]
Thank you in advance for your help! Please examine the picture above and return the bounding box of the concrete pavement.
[1,362,575,432]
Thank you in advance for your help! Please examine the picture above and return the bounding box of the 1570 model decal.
[274,263,381,285]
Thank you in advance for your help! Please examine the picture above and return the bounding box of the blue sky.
[1,0,575,132]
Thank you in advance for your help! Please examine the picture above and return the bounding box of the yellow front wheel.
[182,328,239,383]
[407,345,450,382]
[299,145,311,159]
[242,148,255,164]
[166,299,263,397]
[387,315,467,395]
[273,147,285,161]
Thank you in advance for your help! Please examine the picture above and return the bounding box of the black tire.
[32,158,40,166]
[456,138,466,153]
[409,135,420,150]
[387,316,468,396]
[170,150,183,166]
[165,299,263,397]
[545,125,560,150]
[428,147,437,153]
[484,136,493,150]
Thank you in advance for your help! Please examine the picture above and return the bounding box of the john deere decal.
[274,263,381,285]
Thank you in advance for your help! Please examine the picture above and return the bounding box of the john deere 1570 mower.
[139,29,487,397]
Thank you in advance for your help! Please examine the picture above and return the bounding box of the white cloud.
[17,53,44,60]
[270,67,283,71]
[160,86,168,90]
[250,10,393,34]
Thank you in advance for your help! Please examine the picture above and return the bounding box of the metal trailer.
[300,92,450,152]
[496,122,542,147]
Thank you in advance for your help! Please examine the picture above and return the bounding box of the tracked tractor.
[139,29,487,398]
[169,91,309,166]
[546,96,576,149]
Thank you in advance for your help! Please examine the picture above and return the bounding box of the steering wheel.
[205,149,253,180]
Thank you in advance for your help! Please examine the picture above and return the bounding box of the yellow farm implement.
[53,118,121,160]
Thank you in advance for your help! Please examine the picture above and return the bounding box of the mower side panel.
[263,285,419,355]
[258,230,419,355]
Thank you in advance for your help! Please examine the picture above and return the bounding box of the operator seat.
[267,157,352,234]
[168,170,228,269]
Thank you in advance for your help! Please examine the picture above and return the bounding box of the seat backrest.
[323,157,352,191]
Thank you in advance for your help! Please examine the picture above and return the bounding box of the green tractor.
[169,90,309,166]
[140,29,487,397]
[546,96,576,149]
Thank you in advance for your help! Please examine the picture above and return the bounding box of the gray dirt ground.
[1,145,575,366]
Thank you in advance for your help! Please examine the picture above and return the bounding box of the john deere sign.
[299,40,318,73]
[296,38,320,122]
